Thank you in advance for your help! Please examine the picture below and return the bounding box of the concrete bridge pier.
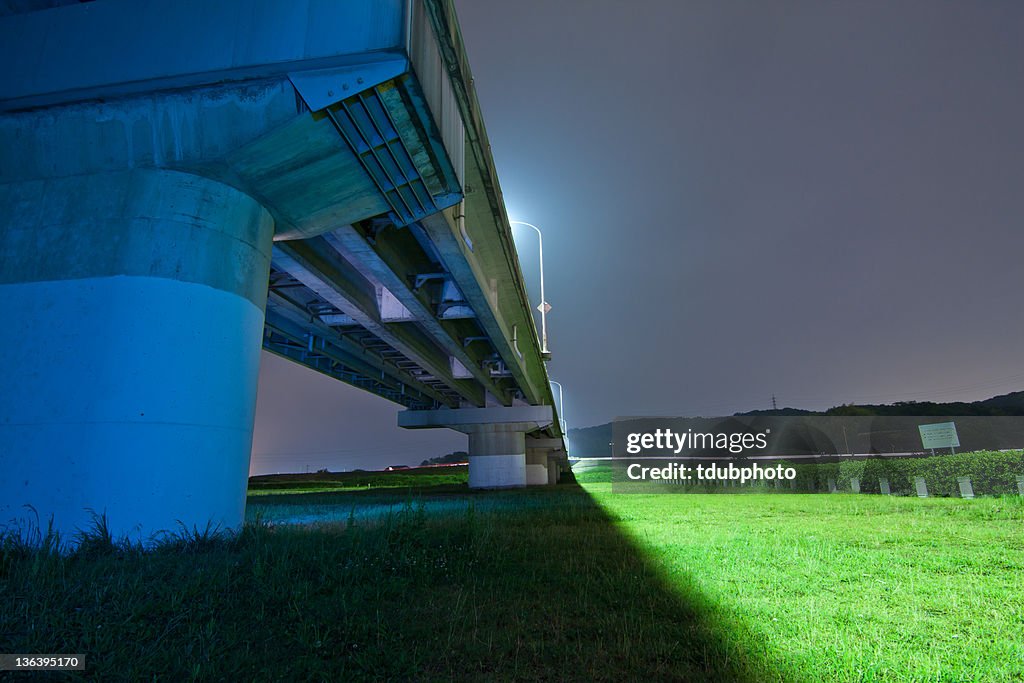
[398,406,555,489]
[0,169,274,543]
[526,437,567,485]
[468,425,529,489]
[548,460,560,485]
[525,444,550,486]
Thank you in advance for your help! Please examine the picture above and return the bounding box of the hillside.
[567,391,1024,457]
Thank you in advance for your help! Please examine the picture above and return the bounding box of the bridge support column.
[468,426,528,489]
[0,169,274,544]
[525,444,550,486]
[526,437,567,486]
[398,406,557,489]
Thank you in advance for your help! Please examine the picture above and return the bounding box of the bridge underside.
[0,0,565,543]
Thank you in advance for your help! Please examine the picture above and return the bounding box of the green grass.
[588,486,1024,682]
[247,466,468,495]
[1,468,1021,681]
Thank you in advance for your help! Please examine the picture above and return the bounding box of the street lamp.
[549,380,567,434]
[510,221,550,359]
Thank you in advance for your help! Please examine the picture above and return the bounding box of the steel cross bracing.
[262,217,522,410]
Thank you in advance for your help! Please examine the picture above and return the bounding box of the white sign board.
[918,422,960,450]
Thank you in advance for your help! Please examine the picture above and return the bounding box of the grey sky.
[252,351,464,475]
[253,1,1024,470]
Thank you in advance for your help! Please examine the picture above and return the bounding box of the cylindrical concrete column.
[547,459,559,485]
[525,447,550,486]
[467,426,527,488]
[0,169,274,544]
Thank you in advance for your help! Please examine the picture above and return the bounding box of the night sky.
[252,1,1024,472]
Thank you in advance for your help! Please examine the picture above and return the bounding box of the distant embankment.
[248,466,468,494]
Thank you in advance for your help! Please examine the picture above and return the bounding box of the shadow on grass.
[0,483,801,681]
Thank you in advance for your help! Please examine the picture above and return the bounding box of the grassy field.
[1,468,1022,681]
[248,466,468,496]
[585,486,1024,681]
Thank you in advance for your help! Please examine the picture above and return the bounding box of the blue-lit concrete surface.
[0,0,565,544]
[0,170,272,541]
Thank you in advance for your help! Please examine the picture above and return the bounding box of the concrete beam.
[263,292,453,408]
[0,78,391,239]
[0,0,407,111]
[525,438,566,451]
[418,210,544,405]
[413,1,559,421]
[323,224,512,406]
[275,238,485,406]
[398,405,552,433]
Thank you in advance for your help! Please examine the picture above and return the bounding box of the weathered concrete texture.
[0,169,273,543]
[0,169,272,306]
[0,0,405,110]
[0,80,389,240]
[468,426,527,489]
[0,80,299,182]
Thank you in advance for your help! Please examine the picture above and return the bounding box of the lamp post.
[510,221,550,358]
[549,380,567,434]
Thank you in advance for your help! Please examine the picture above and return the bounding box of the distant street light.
[510,221,551,359]
[550,380,567,434]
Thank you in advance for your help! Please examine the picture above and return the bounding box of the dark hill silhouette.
[743,392,1024,418]
[568,391,1024,457]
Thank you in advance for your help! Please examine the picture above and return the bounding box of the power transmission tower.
[771,394,778,411]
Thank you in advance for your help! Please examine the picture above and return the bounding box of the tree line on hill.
[742,390,1024,417]
[568,391,1024,457]
[420,451,469,466]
